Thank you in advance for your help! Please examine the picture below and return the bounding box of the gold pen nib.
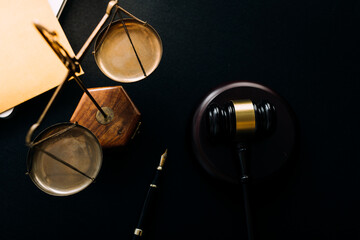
[158,149,168,169]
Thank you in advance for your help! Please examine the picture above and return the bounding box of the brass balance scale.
[26,0,162,196]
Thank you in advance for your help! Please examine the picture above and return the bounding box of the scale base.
[70,86,141,148]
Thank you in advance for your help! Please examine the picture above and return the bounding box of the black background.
[1,0,360,239]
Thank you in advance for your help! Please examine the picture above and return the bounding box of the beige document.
[0,0,77,113]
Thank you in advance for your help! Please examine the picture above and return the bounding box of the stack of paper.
[0,0,76,113]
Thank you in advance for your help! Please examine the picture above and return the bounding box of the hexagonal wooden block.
[70,86,141,148]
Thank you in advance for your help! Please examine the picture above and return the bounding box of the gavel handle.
[236,143,254,240]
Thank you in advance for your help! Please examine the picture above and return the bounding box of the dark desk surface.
[1,0,360,239]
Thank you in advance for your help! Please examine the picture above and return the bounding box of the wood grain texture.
[70,86,141,148]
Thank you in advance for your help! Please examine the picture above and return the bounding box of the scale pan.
[27,123,103,196]
[94,19,163,83]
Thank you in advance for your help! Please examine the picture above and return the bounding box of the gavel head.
[206,99,276,141]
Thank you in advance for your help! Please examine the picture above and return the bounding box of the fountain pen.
[132,149,168,239]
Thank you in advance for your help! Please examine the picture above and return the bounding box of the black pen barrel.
[132,170,161,239]
[132,150,167,239]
